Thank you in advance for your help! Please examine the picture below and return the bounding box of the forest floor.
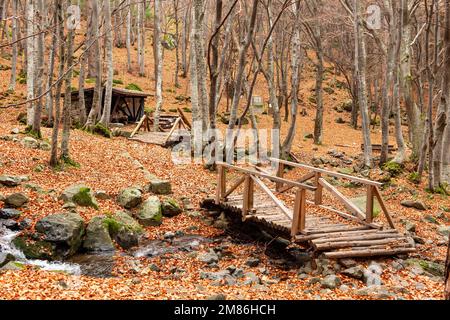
[0,33,449,300]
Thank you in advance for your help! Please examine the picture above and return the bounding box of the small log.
[323,247,416,259]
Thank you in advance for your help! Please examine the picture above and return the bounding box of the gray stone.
[35,212,85,256]
[18,218,32,230]
[0,175,22,187]
[245,257,261,268]
[339,258,357,268]
[161,198,182,217]
[110,211,144,249]
[401,200,428,211]
[136,196,162,226]
[0,208,21,219]
[321,275,341,289]
[21,137,39,149]
[198,251,219,264]
[2,219,19,231]
[24,183,44,193]
[163,231,176,240]
[404,220,416,232]
[83,216,115,252]
[0,252,15,268]
[4,193,29,208]
[437,226,450,237]
[405,258,445,277]
[11,128,20,134]
[94,190,110,200]
[341,266,365,280]
[117,187,143,209]
[244,272,261,285]
[60,184,99,209]
[39,141,51,151]
[146,179,172,195]
[423,215,439,225]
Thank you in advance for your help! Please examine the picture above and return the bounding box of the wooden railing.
[216,162,316,236]
[269,158,395,229]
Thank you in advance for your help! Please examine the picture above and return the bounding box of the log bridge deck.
[208,159,415,259]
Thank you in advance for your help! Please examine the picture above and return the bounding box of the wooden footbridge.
[206,158,416,259]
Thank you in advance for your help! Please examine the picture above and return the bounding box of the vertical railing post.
[276,162,285,192]
[314,172,323,205]
[216,165,226,204]
[291,188,306,237]
[242,175,254,220]
[366,185,374,223]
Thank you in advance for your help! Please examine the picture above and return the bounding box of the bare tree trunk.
[173,0,180,88]
[85,0,102,129]
[100,0,113,126]
[354,0,372,168]
[380,0,396,164]
[61,17,75,159]
[126,0,131,72]
[32,0,44,137]
[281,0,301,158]
[153,0,163,131]
[50,0,64,167]
[45,1,58,125]
[26,0,35,127]
[208,0,223,132]
[400,0,424,161]
[181,3,190,78]
[8,0,17,91]
[193,0,208,131]
[433,0,450,188]
[137,1,145,76]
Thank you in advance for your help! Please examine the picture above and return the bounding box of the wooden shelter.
[65,87,152,124]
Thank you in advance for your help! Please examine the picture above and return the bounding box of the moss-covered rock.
[406,259,445,277]
[350,196,381,218]
[93,123,112,138]
[110,211,144,249]
[12,234,58,260]
[117,187,143,209]
[60,184,99,209]
[136,196,162,226]
[83,216,115,252]
[382,161,403,177]
[161,198,182,217]
[125,83,143,92]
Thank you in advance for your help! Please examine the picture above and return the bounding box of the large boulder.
[0,175,22,187]
[136,196,162,226]
[83,216,116,252]
[109,211,144,249]
[117,187,143,209]
[12,234,58,260]
[60,184,99,209]
[0,208,22,219]
[34,212,85,257]
[21,137,39,149]
[4,193,29,208]
[145,176,172,195]
[161,198,182,217]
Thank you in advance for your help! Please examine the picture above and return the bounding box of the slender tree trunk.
[433,0,450,188]
[313,30,324,145]
[173,0,180,88]
[208,0,223,132]
[354,0,372,168]
[445,237,450,300]
[61,18,75,159]
[45,2,58,125]
[181,3,190,78]
[153,0,163,131]
[100,0,113,126]
[50,0,64,167]
[8,0,17,91]
[26,0,35,127]
[85,0,102,128]
[126,0,131,72]
[281,0,302,158]
[137,1,145,76]
[32,0,44,137]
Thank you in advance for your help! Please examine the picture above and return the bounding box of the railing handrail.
[268,157,383,187]
[216,162,317,192]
